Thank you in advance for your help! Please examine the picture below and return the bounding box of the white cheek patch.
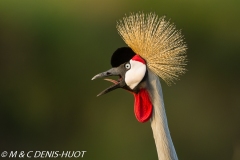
[125,60,146,89]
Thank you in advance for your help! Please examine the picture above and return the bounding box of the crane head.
[92,47,152,123]
[91,12,187,123]
[92,47,147,96]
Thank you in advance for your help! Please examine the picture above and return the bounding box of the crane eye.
[125,63,131,70]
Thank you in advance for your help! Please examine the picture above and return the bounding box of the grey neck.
[146,69,178,160]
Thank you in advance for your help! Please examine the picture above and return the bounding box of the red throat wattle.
[133,89,152,123]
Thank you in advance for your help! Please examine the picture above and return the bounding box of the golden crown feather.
[116,12,187,85]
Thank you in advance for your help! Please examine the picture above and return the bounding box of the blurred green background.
[0,1,240,160]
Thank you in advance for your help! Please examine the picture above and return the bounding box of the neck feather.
[146,69,178,160]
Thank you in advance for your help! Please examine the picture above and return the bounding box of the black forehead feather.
[111,47,136,67]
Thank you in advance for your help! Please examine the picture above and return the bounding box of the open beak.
[91,68,125,97]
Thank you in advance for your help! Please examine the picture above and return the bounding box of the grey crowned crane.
[92,12,187,160]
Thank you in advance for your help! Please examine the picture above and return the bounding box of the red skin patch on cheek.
[133,89,152,123]
[131,55,146,64]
